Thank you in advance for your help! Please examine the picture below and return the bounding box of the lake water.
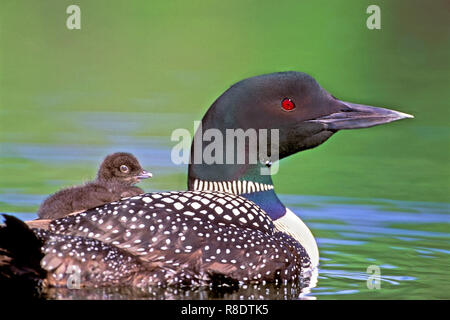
[1,131,448,299]
[0,0,448,299]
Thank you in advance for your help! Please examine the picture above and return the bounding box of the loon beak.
[137,170,152,179]
[307,101,414,130]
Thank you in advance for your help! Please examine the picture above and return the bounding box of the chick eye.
[120,165,129,173]
[281,98,295,111]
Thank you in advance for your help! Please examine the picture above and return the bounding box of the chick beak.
[137,170,152,180]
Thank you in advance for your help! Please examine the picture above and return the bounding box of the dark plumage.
[37,152,152,220]
[0,215,46,299]
[32,191,309,289]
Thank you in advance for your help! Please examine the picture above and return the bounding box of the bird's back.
[37,182,140,220]
[35,191,311,288]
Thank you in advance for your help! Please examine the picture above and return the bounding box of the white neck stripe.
[193,178,273,195]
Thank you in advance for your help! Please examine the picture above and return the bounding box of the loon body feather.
[36,191,310,288]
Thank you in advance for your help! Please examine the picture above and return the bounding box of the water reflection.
[44,282,314,300]
[281,196,449,299]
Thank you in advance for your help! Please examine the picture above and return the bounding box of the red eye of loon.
[281,98,295,111]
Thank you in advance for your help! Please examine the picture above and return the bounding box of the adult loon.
[37,152,152,220]
[0,71,412,293]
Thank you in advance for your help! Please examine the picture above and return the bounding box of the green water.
[0,0,449,299]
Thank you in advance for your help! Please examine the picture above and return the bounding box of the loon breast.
[192,178,319,267]
[38,191,311,288]
[272,208,319,268]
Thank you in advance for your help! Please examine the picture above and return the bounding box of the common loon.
[0,71,412,294]
[37,152,152,220]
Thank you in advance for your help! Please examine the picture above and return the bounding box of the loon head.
[188,71,413,266]
[188,71,412,198]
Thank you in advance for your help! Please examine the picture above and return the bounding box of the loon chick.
[1,72,412,292]
[37,152,152,220]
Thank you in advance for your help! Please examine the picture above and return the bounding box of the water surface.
[0,0,449,299]
[1,135,448,299]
